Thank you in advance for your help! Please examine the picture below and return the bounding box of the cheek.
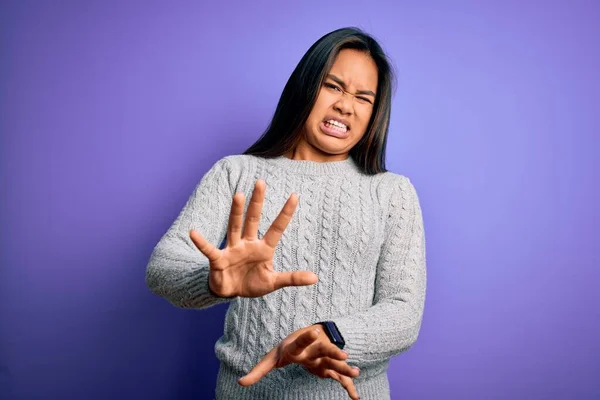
[355,108,374,129]
[310,91,336,119]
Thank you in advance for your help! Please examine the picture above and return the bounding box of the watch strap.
[316,321,345,350]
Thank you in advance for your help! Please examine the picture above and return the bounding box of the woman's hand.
[190,179,318,298]
[238,326,360,400]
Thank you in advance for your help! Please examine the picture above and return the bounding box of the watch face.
[329,325,343,343]
[321,321,345,349]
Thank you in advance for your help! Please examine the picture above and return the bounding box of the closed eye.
[324,82,342,92]
[324,82,373,104]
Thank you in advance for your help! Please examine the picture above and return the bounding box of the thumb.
[273,271,318,290]
[189,230,221,263]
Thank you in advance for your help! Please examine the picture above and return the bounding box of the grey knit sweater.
[146,154,427,400]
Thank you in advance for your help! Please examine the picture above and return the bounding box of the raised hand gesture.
[190,179,318,298]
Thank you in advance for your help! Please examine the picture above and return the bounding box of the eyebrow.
[326,74,376,97]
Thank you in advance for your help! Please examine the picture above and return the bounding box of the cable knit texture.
[146,154,427,400]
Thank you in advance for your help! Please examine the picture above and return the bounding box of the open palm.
[190,179,318,298]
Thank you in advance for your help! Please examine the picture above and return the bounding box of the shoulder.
[198,155,244,191]
[204,154,261,192]
[376,171,419,203]
[214,154,260,172]
[376,171,423,224]
[206,154,257,174]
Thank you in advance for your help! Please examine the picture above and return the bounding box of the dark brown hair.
[243,27,396,175]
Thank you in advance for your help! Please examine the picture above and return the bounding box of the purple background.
[1,1,598,399]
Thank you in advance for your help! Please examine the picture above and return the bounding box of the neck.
[283,145,350,163]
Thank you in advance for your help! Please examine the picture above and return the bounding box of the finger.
[327,370,359,400]
[286,328,320,358]
[242,180,266,240]
[320,358,360,379]
[227,192,245,246]
[190,230,221,263]
[304,341,348,362]
[263,193,298,248]
[238,349,278,387]
[273,271,318,290]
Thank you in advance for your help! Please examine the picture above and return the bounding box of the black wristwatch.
[316,321,345,350]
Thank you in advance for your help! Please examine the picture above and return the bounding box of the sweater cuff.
[172,265,234,308]
[331,317,369,364]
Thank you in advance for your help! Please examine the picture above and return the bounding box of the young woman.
[146,27,427,400]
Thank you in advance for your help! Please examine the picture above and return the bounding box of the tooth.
[325,120,347,131]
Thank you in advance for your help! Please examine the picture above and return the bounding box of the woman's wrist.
[314,321,346,349]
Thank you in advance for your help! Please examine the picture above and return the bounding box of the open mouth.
[323,119,348,133]
[320,119,350,138]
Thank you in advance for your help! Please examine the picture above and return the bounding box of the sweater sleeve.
[145,157,235,309]
[332,175,427,368]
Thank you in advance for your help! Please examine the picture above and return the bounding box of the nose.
[333,94,353,116]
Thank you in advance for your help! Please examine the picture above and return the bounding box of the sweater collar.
[263,155,362,176]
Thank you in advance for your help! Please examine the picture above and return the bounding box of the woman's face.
[295,48,378,161]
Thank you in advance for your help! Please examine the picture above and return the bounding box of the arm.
[333,175,427,368]
[145,157,235,309]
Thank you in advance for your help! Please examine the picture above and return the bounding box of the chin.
[304,126,354,156]
[315,142,351,156]
[317,135,353,150]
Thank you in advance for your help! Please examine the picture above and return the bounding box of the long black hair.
[242,27,396,175]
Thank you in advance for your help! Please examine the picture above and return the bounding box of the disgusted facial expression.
[294,48,379,162]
